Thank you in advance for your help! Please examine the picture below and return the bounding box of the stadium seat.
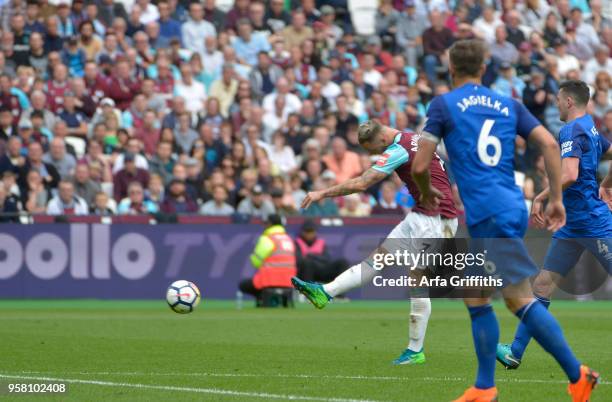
[348,0,377,36]
[256,287,295,308]
[64,136,87,159]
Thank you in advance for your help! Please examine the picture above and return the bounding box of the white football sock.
[407,297,431,352]
[323,261,377,297]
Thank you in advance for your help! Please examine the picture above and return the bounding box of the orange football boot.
[452,386,498,402]
[568,365,600,402]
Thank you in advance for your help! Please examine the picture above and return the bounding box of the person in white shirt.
[570,8,600,53]
[112,138,149,174]
[200,36,224,77]
[582,45,612,85]
[268,131,297,174]
[552,38,580,78]
[262,77,302,115]
[46,180,89,215]
[181,2,216,56]
[473,6,503,43]
[362,53,383,89]
[318,65,341,105]
[133,0,159,24]
[174,62,207,114]
[200,185,235,216]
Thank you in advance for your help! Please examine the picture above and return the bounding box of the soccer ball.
[166,280,201,314]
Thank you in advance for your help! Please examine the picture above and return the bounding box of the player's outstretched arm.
[528,125,566,232]
[411,136,443,210]
[300,168,388,210]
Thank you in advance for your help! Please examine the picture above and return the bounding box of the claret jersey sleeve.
[371,141,409,175]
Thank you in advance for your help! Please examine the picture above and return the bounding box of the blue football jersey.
[555,114,612,238]
[423,83,540,226]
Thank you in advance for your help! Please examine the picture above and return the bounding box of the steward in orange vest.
[239,214,297,297]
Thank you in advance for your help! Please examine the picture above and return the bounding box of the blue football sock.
[511,294,550,359]
[515,300,581,383]
[468,304,499,389]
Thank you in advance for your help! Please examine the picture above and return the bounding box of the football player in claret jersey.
[411,39,598,402]
[293,120,458,365]
[497,80,612,370]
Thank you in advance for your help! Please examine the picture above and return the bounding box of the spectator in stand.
[46,180,89,215]
[174,61,207,115]
[371,180,404,215]
[58,91,88,137]
[113,137,149,172]
[200,184,235,216]
[280,9,312,49]
[492,62,525,100]
[553,37,580,78]
[19,142,60,191]
[43,138,77,179]
[504,10,526,49]
[173,112,198,154]
[91,191,114,215]
[107,58,141,111]
[249,51,283,100]
[117,181,158,214]
[134,109,160,157]
[473,5,502,43]
[583,45,612,86]
[232,19,270,67]
[21,169,49,214]
[339,193,371,217]
[395,0,425,68]
[422,11,454,83]
[181,2,215,56]
[523,68,551,124]
[72,163,101,207]
[322,137,361,184]
[113,152,150,201]
[0,181,20,222]
[490,25,519,65]
[237,183,275,218]
[0,136,24,175]
[209,63,238,117]
[149,141,175,185]
[160,178,198,214]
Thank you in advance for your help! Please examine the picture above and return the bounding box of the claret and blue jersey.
[555,114,612,239]
[423,83,540,232]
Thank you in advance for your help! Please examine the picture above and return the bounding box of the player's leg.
[498,238,582,369]
[502,279,598,400]
[453,293,499,402]
[392,215,456,365]
[293,213,419,308]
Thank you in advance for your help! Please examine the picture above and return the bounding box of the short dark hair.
[449,39,487,78]
[559,80,590,107]
[358,120,382,145]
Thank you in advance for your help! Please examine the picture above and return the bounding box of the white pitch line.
[0,374,382,402]
[15,371,611,386]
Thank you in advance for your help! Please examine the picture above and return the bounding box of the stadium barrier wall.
[0,222,608,299]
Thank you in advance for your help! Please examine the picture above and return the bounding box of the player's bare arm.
[528,125,566,232]
[300,168,387,210]
[411,135,443,210]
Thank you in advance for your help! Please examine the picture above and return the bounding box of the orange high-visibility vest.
[253,233,297,289]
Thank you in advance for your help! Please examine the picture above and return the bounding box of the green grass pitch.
[0,299,609,401]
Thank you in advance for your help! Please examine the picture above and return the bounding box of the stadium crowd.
[0,0,610,220]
